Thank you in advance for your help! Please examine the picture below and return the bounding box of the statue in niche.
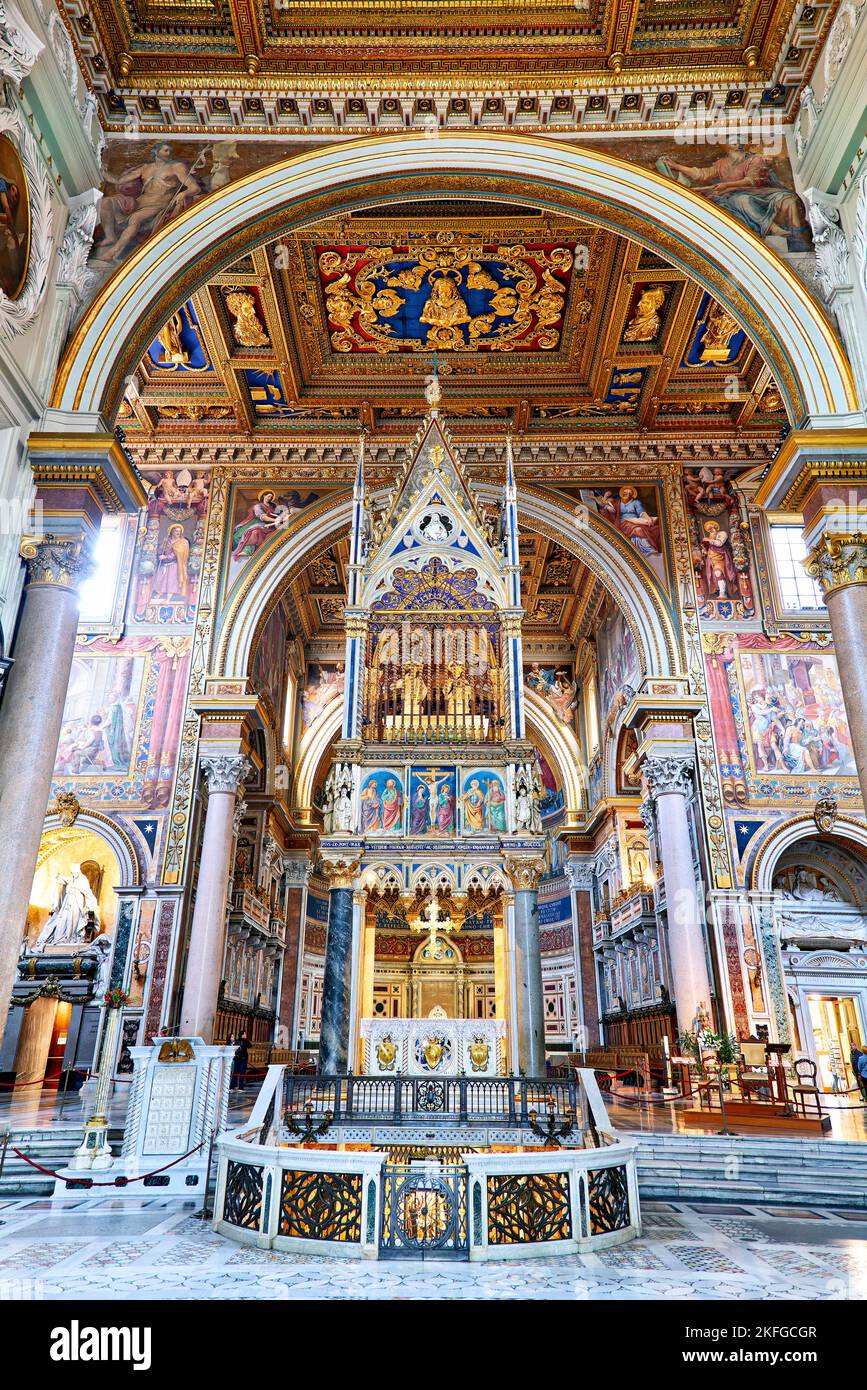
[35,864,100,951]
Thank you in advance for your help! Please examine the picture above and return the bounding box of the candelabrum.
[70,989,128,1171]
[527,1097,575,1148]
[285,1103,334,1145]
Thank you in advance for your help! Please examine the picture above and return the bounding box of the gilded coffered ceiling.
[61,0,840,128]
[120,201,787,441]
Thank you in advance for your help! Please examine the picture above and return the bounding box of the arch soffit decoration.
[53,134,857,426]
[218,488,678,690]
[748,814,867,895]
[40,809,143,888]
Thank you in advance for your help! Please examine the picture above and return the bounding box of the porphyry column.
[180,754,251,1040]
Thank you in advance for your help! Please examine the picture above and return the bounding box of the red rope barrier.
[11,1139,205,1187]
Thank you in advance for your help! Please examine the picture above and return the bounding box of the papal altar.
[361,1018,505,1077]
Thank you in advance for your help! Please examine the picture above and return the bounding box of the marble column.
[805,534,867,810]
[505,854,546,1075]
[179,754,251,1041]
[565,858,599,1049]
[318,856,361,1074]
[0,537,92,1048]
[278,858,310,1045]
[642,756,712,1034]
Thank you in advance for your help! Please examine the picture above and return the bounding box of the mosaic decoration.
[223,1160,264,1231]
[486,1171,572,1244]
[279,1169,362,1243]
[317,241,578,353]
[588,1164,630,1235]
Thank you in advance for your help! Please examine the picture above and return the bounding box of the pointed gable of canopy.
[371,409,489,555]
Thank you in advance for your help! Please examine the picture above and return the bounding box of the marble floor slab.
[0,1197,865,1300]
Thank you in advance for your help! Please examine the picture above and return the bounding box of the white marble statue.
[35,864,99,950]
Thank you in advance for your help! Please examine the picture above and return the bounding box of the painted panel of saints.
[408,766,457,835]
[359,770,405,834]
[684,466,754,619]
[461,769,508,833]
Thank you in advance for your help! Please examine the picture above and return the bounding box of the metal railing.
[282,1072,579,1128]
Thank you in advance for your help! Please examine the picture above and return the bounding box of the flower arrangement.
[103,986,129,1010]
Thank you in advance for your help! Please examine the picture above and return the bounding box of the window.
[78,515,126,625]
[768,525,824,613]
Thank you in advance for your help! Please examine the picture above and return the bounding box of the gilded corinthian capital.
[805,531,867,598]
[642,755,693,799]
[502,852,545,892]
[320,854,362,890]
[20,534,92,589]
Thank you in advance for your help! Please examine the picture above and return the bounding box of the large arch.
[291,685,587,825]
[54,134,858,426]
[216,488,680,688]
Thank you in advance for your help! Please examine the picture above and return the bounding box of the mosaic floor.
[0,1198,865,1300]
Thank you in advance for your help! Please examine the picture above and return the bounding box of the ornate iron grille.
[486,1171,572,1244]
[380,1163,469,1259]
[588,1163,631,1235]
[414,1078,448,1112]
[279,1168,363,1243]
[223,1160,264,1231]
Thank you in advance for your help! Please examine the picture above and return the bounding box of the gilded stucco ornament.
[0,105,53,339]
[805,531,867,597]
[814,797,839,834]
[20,534,92,588]
[320,854,362,890]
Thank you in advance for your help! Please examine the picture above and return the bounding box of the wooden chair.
[791,1057,823,1118]
[737,1040,773,1103]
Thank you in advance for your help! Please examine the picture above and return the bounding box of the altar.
[361,1017,506,1077]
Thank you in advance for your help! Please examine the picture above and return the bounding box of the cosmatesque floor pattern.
[0,1198,866,1300]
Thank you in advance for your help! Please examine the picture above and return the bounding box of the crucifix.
[411,895,454,957]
